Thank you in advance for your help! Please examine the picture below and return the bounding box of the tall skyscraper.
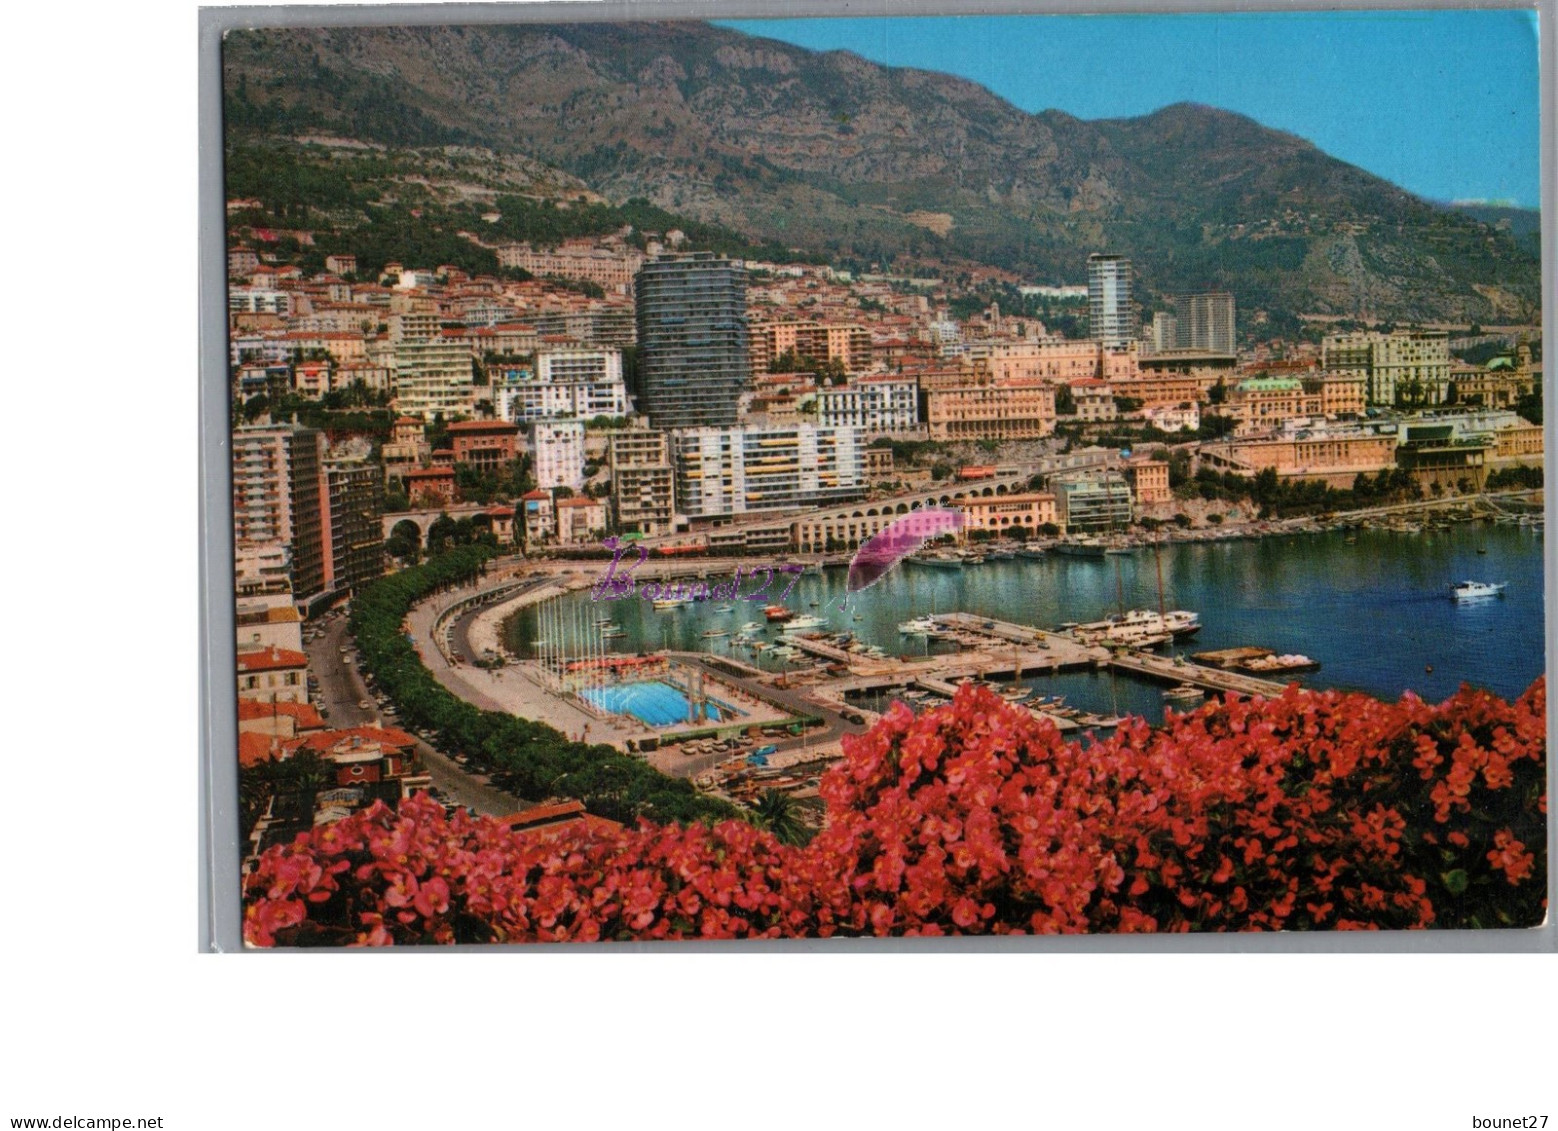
[1087,253,1135,349]
[635,253,749,429]
[325,461,385,595]
[1173,292,1237,353]
[231,423,327,602]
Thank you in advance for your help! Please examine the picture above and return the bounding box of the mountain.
[223,21,1541,325]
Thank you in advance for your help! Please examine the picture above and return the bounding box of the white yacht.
[1450,580,1507,600]
[898,616,939,636]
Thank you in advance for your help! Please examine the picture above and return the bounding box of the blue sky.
[717,12,1541,209]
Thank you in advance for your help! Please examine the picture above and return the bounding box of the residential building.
[635,254,750,429]
[609,430,677,537]
[556,496,608,545]
[498,349,631,423]
[671,423,866,519]
[1169,292,1236,353]
[495,241,645,294]
[956,493,1058,538]
[1199,429,1398,488]
[923,379,1057,441]
[1087,254,1134,349]
[404,466,457,508]
[533,420,586,492]
[381,416,431,483]
[520,489,555,542]
[979,339,1102,383]
[325,461,384,595]
[1322,329,1452,407]
[292,726,424,790]
[235,604,304,656]
[447,420,521,471]
[324,253,358,277]
[750,319,873,376]
[1124,455,1172,505]
[231,423,328,602]
[816,379,920,432]
[1069,379,1117,422]
[1225,378,1318,434]
[229,288,292,317]
[390,313,476,418]
[1052,470,1133,533]
[236,646,309,704]
[1143,402,1201,433]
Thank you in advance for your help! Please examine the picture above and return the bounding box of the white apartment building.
[388,313,476,419]
[1322,329,1452,407]
[496,349,631,423]
[815,379,920,433]
[533,420,587,492]
[229,288,292,317]
[671,423,866,519]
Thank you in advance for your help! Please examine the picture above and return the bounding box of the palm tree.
[750,789,809,846]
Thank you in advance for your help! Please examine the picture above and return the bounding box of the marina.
[506,520,1544,739]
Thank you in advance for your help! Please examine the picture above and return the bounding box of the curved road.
[305,612,526,817]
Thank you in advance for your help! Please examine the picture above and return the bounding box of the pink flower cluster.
[245,679,1546,945]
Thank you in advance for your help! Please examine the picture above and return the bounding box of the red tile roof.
[294,726,418,753]
[237,698,326,730]
[238,731,287,768]
[236,646,308,673]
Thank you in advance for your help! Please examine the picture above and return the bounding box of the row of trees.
[1177,465,1428,518]
[347,545,737,828]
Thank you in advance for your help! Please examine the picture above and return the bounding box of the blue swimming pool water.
[582,680,735,727]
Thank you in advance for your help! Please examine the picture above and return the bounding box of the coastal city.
[232,228,1544,862]
[222,18,1545,944]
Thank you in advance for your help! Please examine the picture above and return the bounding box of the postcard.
[214,9,1547,945]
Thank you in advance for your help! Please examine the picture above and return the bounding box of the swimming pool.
[582,680,740,727]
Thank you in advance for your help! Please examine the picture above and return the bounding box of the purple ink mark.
[841,507,964,608]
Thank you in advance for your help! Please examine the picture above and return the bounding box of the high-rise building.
[1322,329,1452,406]
[1172,292,1237,353]
[671,423,865,519]
[635,253,749,429]
[231,423,327,602]
[816,379,920,433]
[533,420,586,492]
[324,461,385,595]
[609,430,677,537]
[1090,255,1140,347]
[1087,254,1135,349]
[390,312,476,419]
[497,349,631,423]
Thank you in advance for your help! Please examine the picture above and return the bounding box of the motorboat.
[652,598,687,611]
[898,616,939,636]
[781,614,828,632]
[1072,609,1201,644]
[700,628,730,638]
[764,604,796,622]
[1450,580,1506,600]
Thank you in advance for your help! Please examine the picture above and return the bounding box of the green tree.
[386,519,422,564]
[750,790,810,847]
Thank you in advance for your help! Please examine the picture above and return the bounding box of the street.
[304,611,523,817]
